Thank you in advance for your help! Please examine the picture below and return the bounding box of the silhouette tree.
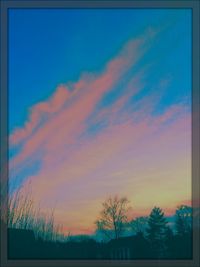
[133,231,150,258]
[95,196,130,240]
[175,205,192,236]
[129,216,148,236]
[164,225,175,258]
[175,205,192,258]
[146,207,168,258]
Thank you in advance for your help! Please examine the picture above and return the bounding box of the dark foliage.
[146,207,168,258]
[7,203,193,260]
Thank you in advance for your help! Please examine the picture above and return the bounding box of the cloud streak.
[9,27,191,234]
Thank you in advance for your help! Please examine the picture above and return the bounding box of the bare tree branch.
[95,195,130,240]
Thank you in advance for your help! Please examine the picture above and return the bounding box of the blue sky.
[8,8,192,234]
[9,8,191,132]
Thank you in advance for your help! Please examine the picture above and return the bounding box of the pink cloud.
[10,85,70,146]
[10,28,156,149]
[17,103,191,234]
[9,27,191,234]
[9,30,154,173]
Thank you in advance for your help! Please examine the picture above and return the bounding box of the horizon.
[9,8,191,235]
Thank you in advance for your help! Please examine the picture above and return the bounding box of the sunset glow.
[9,9,191,235]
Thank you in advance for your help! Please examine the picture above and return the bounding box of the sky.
[9,9,192,235]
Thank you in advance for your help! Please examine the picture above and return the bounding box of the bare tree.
[95,195,130,240]
[7,188,65,242]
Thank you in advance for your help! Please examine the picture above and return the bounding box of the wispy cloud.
[10,85,70,145]
[9,27,191,234]
[10,29,155,173]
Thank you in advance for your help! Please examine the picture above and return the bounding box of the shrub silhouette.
[129,216,148,236]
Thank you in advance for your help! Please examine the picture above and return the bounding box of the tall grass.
[8,188,66,242]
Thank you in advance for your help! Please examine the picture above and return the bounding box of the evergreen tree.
[175,205,192,258]
[165,225,175,258]
[175,205,192,236]
[147,207,168,258]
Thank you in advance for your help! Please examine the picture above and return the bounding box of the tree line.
[95,196,192,258]
[5,191,193,259]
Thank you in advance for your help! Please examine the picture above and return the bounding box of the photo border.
[1,1,199,267]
